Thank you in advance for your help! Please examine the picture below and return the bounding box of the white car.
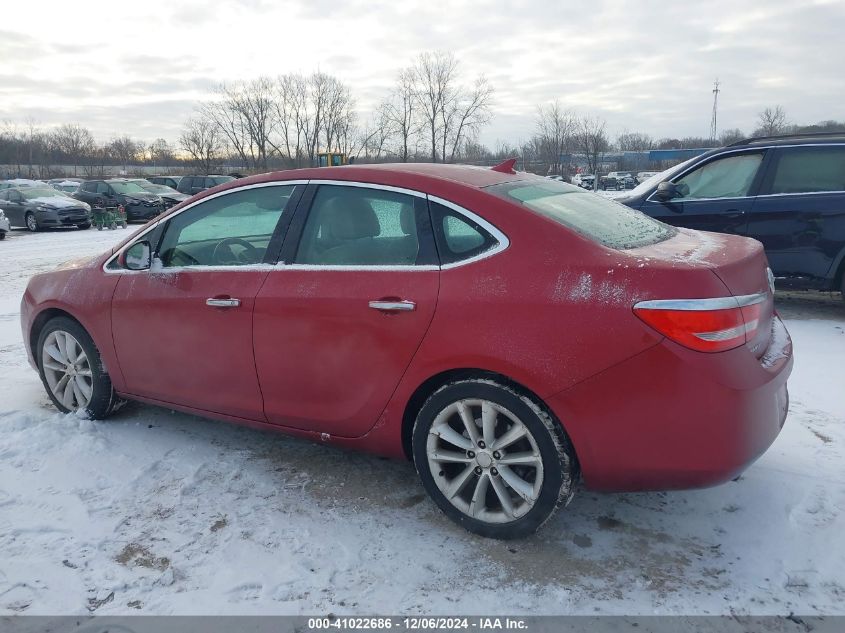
[0,208,10,239]
[636,171,660,183]
[570,174,595,188]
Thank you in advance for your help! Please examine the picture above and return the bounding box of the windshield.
[140,183,178,194]
[21,187,65,200]
[627,157,700,197]
[486,179,676,249]
[109,181,147,194]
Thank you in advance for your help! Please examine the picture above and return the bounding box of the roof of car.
[226,163,535,192]
[728,132,845,147]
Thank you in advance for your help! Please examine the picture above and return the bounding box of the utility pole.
[710,79,720,143]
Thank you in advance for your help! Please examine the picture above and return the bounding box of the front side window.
[487,179,675,250]
[295,185,423,265]
[769,146,845,194]
[673,153,763,199]
[157,185,296,267]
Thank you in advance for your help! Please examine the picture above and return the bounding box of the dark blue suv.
[619,133,845,298]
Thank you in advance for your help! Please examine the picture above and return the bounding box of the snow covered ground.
[1,227,844,616]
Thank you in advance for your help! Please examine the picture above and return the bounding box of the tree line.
[3,57,844,180]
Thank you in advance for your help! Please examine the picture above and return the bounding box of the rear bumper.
[547,315,793,492]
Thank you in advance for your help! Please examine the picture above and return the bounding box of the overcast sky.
[2,0,843,147]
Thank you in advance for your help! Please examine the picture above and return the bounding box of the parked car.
[0,178,44,189]
[545,175,565,182]
[618,132,845,299]
[176,174,235,196]
[51,180,81,194]
[636,171,660,183]
[0,207,10,239]
[570,173,595,188]
[130,180,189,210]
[74,179,164,222]
[148,176,182,189]
[20,163,792,539]
[604,172,635,190]
[0,186,91,231]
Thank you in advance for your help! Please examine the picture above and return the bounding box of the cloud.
[0,0,843,146]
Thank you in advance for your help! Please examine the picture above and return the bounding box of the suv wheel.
[412,379,578,539]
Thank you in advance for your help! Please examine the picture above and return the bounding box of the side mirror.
[655,181,681,201]
[122,241,152,271]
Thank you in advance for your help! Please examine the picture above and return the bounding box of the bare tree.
[575,116,610,187]
[413,51,458,162]
[148,138,175,170]
[756,106,789,136]
[536,101,576,174]
[107,135,140,173]
[718,128,746,145]
[180,117,224,174]
[442,76,493,163]
[384,68,418,162]
[51,124,95,176]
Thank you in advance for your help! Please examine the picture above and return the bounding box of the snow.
[1,228,844,616]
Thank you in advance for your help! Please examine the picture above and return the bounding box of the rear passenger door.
[746,145,845,283]
[253,183,440,437]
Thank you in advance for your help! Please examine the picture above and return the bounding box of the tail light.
[633,293,767,353]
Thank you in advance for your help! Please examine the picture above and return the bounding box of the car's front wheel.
[77,222,91,230]
[412,379,578,539]
[25,212,38,232]
[36,317,120,419]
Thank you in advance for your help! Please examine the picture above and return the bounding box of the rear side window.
[295,185,425,266]
[429,201,498,265]
[769,146,845,194]
[486,180,675,250]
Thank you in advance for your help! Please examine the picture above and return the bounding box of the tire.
[77,222,91,230]
[412,379,578,539]
[36,317,121,420]
[25,212,38,232]
[0,231,5,240]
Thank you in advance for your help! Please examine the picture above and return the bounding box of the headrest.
[399,204,416,235]
[320,195,380,240]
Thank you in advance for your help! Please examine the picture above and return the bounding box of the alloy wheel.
[26,213,37,231]
[426,398,543,524]
[41,330,94,411]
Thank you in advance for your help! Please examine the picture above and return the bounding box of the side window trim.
[102,180,309,274]
[427,195,509,269]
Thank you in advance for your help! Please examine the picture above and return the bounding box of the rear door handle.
[206,297,241,308]
[723,209,746,219]
[369,300,416,312]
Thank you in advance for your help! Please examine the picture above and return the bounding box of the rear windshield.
[486,179,676,249]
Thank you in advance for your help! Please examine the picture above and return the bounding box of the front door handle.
[723,209,746,219]
[369,299,416,312]
[206,297,241,308]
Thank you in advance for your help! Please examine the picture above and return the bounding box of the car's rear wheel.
[36,317,120,419]
[25,212,38,232]
[412,379,578,539]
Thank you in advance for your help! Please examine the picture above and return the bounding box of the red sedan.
[20,162,793,539]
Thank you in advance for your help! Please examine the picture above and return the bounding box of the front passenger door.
[111,184,300,419]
